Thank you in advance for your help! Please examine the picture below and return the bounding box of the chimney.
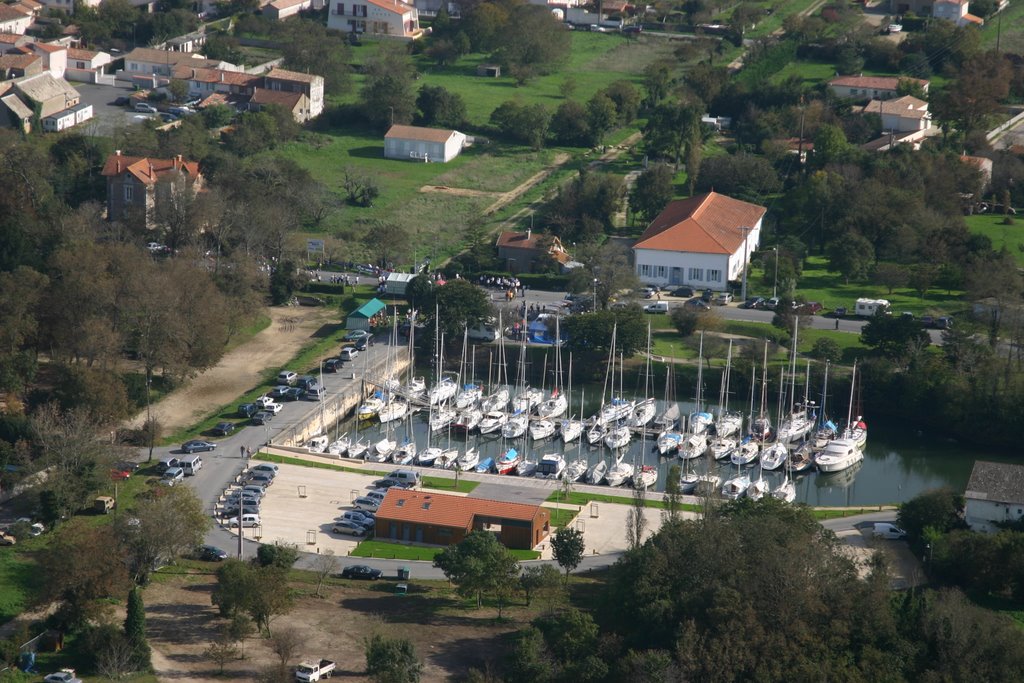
[148,162,154,178]
[219,71,224,82]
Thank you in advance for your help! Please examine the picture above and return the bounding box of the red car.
[110,468,131,481]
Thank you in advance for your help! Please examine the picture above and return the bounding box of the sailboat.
[481,314,510,412]
[633,465,657,489]
[478,411,507,435]
[627,398,657,429]
[604,454,634,487]
[377,317,408,425]
[760,368,789,471]
[687,332,713,437]
[840,361,868,448]
[430,403,456,432]
[454,405,483,432]
[496,446,522,474]
[347,438,368,459]
[393,438,417,465]
[428,374,458,405]
[453,329,482,410]
[307,435,328,453]
[604,347,634,450]
[456,447,480,471]
[356,390,385,421]
[433,448,459,469]
[712,340,743,438]
[817,362,866,472]
[371,434,395,462]
[530,418,557,441]
[771,466,797,502]
[749,342,772,441]
[586,458,608,484]
[563,457,587,482]
[560,360,584,444]
[475,457,494,473]
[746,464,770,500]
[721,459,751,500]
[536,318,568,419]
[503,328,532,438]
[516,455,538,477]
[731,435,760,466]
[813,361,838,449]
[536,453,566,479]
[776,324,814,444]
[328,432,350,457]
[655,361,683,455]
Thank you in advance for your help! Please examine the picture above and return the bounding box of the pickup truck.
[295,659,336,681]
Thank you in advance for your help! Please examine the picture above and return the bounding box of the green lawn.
[965,213,1024,266]
[763,255,967,317]
[744,0,823,38]
[352,539,540,561]
[771,59,839,85]
[981,1,1024,52]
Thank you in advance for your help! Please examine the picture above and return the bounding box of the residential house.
[860,129,931,152]
[960,154,994,191]
[0,4,32,34]
[265,0,317,19]
[384,124,466,162]
[861,95,931,133]
[0,32,29,50]
[496,230,572,273]
[964,460,1024,533]
[248,87,312,122]
[121,47,240,79]
[0,52,42,79]
[42,101,91,131]
[10,71,78,118]
[0,91,31,132]
[13,0,43,15]
[375,488,551,550]
[828,75,930,101]
[327,0,423,40]
[29,42,66,78]
[933,0,984,25]
[632,191,767,289]
[262,67,324,119]
[65,47,111,83]
[34,0,99,12]
[171,64,257,98]
[100,150,203,225]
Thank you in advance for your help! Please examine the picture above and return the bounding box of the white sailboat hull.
[815,438,864,473]
[481,389,510,412]
[760,442,789,470]
[501,414,528,439]
[537,393,568,419]
[604,426,632,450]
[478,411,507,435]
[561,420,583,443]
[731,441,760,466]
[530,419,557,441]
[586,460,608,484]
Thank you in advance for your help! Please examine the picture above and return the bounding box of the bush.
[810,338,842,362]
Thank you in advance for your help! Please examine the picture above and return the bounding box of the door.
[402,524,411,541]
[670,267,682,285]
[415,527,423,543]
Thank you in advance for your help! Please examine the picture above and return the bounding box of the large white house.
[964,461,1024,533]
[632,192,766,290]
[327,0,423,39]
[384,124,465,162]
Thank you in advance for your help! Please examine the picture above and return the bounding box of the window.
[707,269,722,282]
[656,266,666,278]
[124,184,133,202]
[639,264,652,277]
[688,267,703,281]
[336,2,343,12]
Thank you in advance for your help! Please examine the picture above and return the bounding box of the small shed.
[385,272,416,296]
[384,124,466,163]
[346,298,387,331]
[476,63,501,77]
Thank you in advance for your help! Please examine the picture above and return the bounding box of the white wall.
[633,217,761,289]
[966,498,1024,533]
[385,136,461,162]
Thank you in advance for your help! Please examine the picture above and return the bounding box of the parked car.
[161,467,185,486]
[251,463,279,474]
[324,358,343,372]
[196,545,228,561]
[159,112,178,123]
[765,297,780,310]
[685,298,711,311]
[364,490,388,503]
[872,522,906,539]
[241,484,267,497]
[277,370,298,385]
[211,421,235,436]
[354,337,369,351]
[228,513,261,528]
[740,296,763,309]
[246,471,274,486]
[920,315,935,328]
[296,375,318,390]
[714,292,733,306]
[643,301,669,314]
[269,385,291,399]
[340,564,382,580]
[622,25,643,34]
[343,329,371,342]
[295,659,337,682]
[795,301,823,314]
[331,520,368,537]
[181,440,216,453]
[221,504,260,518]
[339,510,374,528]
[110,467,131,481]
[251,410,273,425]
[44,670,83,683]
[834,306,848,318]
[352,496,381,512]
[936,316,953,329]
[339,347,359,361]
[238,402,258,418]
[283,387,306,401]
[134,102,158,113]
[255,395,276,408]
[111,96,131,106]
[265,402,283,414]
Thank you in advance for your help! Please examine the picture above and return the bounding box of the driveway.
[73,82,158,137]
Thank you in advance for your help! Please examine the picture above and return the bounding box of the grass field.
[980,1,1024,53]
[965,213,1024,266]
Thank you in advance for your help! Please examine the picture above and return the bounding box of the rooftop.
[362,0,416,13]
[124,47,225,70]
[376,488,544,528]
[385,124,458,144]
[265,67,323,84]
[349,297,387,319]
[249,87,303,108]
[862,95,929,118]
[633,192,767,255]
[13,73,79,105]
[496,231,571,263]
[0,4,28,21]
[0,93,31,120]
[965,461,1024,506]
[829,75,929,90]
[172,65,256,86]
[67,47,106,61]
[100,151,201,186]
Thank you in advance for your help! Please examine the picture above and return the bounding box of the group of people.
[327,274,358,286]
[479,275,522,291]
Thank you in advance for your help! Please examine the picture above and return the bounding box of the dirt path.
[484,152,571,217]
[127,306,334,434]
[418,185,501,198]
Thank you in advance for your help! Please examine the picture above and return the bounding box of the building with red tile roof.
[828,75,930,101]
[327,0,423,40]
[375,488,551,550]
[101,151,202,225]
[496,230,572,273]
[632,192,766,289]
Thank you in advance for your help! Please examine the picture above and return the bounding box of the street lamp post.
[772,245,779,300]
[739,226,753,303]
[145,372,154,462]
[592,278,599,313]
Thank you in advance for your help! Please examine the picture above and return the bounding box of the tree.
[565,241,637,310]
[549,100,591,147]
[562,309,647,371]
[872,262,910,294]
[810,338,841,362]
[586,93,617,146]
[519,564,561,607]
[269,627,302,668]
[626,482,647,550]
[124,587,151,671]
[430,279,493,343]
[364,634,422,683]
[827,233,875,284]
[694,152,782,201]
[860,312,931,360]
[551,527,585,583]
[226,111,279,156]
[205,636,240,675]
[898,488,966,552]
[415,85,466,128]
[629,164,674,224]
[42,521,131,628]
[256,543,299,570]
[643,60,675,106]
[212,561,294,635]
[663,464,682,522]
[90,625,139,681]
[433,530,521,609]
[643,102,701,168]
[360,45,417,129]
[493,4,570,74]
[933,51,1012,136]
[312,550,339,598]
[117,482,211,584]
[812,124,852,167]
[279,20,351,94]
[490,100,550,149]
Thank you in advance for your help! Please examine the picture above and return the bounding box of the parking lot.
[73,82,159,137]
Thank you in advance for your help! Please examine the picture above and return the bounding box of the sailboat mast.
[846,361,857,429]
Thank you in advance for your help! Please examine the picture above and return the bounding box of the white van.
[180,455,203,476]
[643,301,669,314]
[387,469,420,486]
[467,323,499,342]
[872,523,906,539]
[855,298,891,317]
